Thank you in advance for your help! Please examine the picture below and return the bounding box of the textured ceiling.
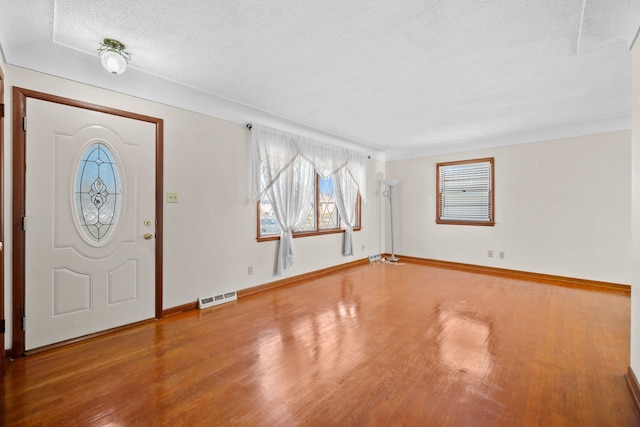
[0,1,639,159]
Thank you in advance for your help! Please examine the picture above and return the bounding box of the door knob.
[144,233,154,240]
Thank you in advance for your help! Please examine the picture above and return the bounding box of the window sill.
[257,226,362,242]
[436,220,495,226]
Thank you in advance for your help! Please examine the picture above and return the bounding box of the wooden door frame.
[0,65,5,375]
[11,87,164,358]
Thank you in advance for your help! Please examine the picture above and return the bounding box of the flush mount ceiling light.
[97,38,131,74]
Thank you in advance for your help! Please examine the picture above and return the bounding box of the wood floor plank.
[2,262,638,426]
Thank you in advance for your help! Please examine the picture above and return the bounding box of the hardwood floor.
[2,262,639,426]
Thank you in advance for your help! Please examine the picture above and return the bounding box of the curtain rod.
[245,123,370,159]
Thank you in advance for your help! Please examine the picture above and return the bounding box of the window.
[258,174,361,240]
[436,157,494,226]
[74,142,122,243]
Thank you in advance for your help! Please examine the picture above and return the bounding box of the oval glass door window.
[74,142,122,244]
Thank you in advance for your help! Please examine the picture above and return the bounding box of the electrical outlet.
[166,192,179,203]
[499,251,505,259]
[487,250,493,258]
[248,266,253,275]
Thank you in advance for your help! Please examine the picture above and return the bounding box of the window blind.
[438,159,493,223]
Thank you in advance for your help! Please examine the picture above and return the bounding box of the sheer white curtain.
[252,125,315,275]
[301,142,368,204]
[265,156,315,275]
[252,123,368,274]
[332,167,360,255]
[300,141,367,256]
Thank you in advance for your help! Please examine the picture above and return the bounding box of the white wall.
[630,39,640,373]
[2,64,385,349]
[385,131,631,284]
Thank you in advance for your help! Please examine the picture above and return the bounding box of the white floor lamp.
[383,179,399,262]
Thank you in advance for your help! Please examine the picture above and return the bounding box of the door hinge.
[22,216,27,231]
[0,319,5,334]
[23,116,27,131]
[22,316,26,332]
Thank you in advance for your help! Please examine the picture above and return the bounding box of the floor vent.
[198,291,237,309]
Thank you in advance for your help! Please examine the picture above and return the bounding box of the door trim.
[0,64,5,375]
[11,87,164,357]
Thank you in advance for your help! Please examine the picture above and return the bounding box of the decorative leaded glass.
[74,142,121,243]
[318,176,339,229]
[299,203,316,232]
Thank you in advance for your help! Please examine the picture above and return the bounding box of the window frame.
[436,157,494,226]
[257,174,362,241]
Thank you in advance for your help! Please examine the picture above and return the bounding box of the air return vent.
[198,290,237,309]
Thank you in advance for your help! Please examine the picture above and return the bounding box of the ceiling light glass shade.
[100,50,127,74]
[98,38,131,75]
[383,178,399,187]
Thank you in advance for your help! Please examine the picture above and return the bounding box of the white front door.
[25,98,156,350]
